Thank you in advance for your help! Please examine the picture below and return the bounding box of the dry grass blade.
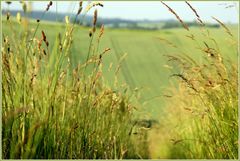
[161,1,189,31]
[185,1,204,25]
[212,16,233,37]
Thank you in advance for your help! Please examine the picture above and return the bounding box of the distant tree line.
[162,21,220,29]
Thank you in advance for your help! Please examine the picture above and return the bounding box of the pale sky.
[1,1,239,23]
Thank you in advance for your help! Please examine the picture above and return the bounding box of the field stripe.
[110,37,136,88]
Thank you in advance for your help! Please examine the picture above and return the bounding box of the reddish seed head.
[41,31,46,41]
[79,1,83,7]
[93,9,97,26]
[43,49,47,55]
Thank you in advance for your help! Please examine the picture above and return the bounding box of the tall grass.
[2,1,147,159]
[2,1,238,159]
[156,2,238,159]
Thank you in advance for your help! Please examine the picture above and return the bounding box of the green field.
[2,19,238,119]
[2,7,238,158]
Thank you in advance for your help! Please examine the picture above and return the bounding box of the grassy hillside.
[2,18,238,119]
[2,1,238,158]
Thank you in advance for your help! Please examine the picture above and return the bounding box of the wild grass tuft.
[156,2,238,159]
[2,1,147,159]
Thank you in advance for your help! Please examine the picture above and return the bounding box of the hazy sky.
[1,1,239,23]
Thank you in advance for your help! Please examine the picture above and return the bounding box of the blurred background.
[1,1,239,119]
[2,1,239,25]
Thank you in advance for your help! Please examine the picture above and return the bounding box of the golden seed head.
[65,16,70,24]
[16,12,21,24]
[38,39,42,50]
[85,2,103,13]
[104,48,111,53]
[98,24,104,39]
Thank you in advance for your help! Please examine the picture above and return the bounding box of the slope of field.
[2,19,238,119]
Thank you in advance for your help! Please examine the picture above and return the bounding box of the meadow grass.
[1,1,238,159]
[2,17,238,119]
[151,2,238,159]
[2,1,148,159]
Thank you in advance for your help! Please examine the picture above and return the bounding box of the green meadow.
[3,19,238,118]
[2,1,238,158]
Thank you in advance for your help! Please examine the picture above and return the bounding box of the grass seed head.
[93,9,98,25]
[41,30,46,41]
[46,1,53,11]
[42,49,47,55]
[46,41,49,47]
[185,1,204,25]
[93,9,98,32]
[98,25,104,40]
[89,29,93,37]
[65,16,70,24]
[37,39,43,50]
[80,1,83,7]
[6,12,10,21]
[16,12,21,23]
[212,16,233,37]
[85,2,104,13]
[77,1,83,15]
[161,1,189,31]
